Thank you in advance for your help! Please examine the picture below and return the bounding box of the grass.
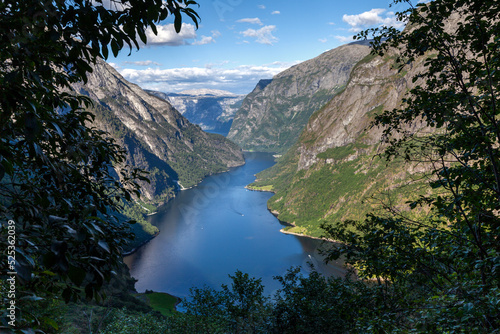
[140,292,179,316]
[258,142,429,238]
[247,185,274,192]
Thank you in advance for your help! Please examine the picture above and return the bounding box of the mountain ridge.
[249,47,430,237]
[227,43,371,153]
[72,58,245,203]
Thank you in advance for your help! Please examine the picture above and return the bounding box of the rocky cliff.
[227,42,371,153]
[71,59,245,203]
[147,89,245,136]
[249,48,430,238]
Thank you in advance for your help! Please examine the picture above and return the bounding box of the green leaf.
[98,240,110,253]
[68,265,87,286]
[174,12,182,33]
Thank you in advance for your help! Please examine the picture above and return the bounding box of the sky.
[109,0,414,95]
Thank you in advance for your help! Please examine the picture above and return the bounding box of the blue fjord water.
[124,152,344,298]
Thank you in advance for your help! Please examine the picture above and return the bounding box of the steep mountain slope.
[249,49,430,237]
[72,59,245,203]
[147,89,244,135]
[227,42,371,153]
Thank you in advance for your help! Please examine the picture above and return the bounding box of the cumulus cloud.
[240,25,278,45]
[192,35,215,45]
[319,38,328,43]
[118,63,291,94]
[141,24,220,46]
[271,11,280,15]
[143,23,197,46]
[258,5,266,9]
[342,8,406,32]
[237,18,263,25]
[192,30,222,45]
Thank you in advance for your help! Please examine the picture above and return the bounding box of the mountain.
[248,47,430,238]
[227,42,371,153]
[71,59,245,204]
[146,89,245,136]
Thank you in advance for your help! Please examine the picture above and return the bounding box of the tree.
[323,0,500,332]
[183,271,272,334]
[0,0,198,331]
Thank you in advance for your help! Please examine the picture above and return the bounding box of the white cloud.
[142,24,220,46]
[319,38,328,43]
[335,35,355,43]
[118,63,292,94]
[271,11,280,15]
[192,30,221,45]
[258,5,266,9]
[123,60,162,66]
[144,23,197,46]
[237,18,263,25]
[342,8,405,32]
[192,36,215,45]
[240,25,278,45]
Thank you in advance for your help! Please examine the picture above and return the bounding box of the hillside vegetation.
[249,50,430,237]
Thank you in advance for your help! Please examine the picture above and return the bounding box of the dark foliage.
[0,0,198,331]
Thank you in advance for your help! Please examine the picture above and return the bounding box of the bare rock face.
[71,59,244,203]
[227,42,371,153]
[296,50,419,170]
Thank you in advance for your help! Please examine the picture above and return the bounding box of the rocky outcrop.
[71,59,245,203]
[147,89,245,136]
[227,42,371,153]
[296,50,422,170]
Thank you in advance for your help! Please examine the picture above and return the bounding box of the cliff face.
[250,49,429,237]
[148,89,245,136]
[72,59,245,203]
[227,42,371,153]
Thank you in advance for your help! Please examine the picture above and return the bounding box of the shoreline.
[123,231,160,256]
[124,159,248,256]
[248,186,345,245]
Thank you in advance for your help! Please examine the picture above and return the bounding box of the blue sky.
[110,0,412,95]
